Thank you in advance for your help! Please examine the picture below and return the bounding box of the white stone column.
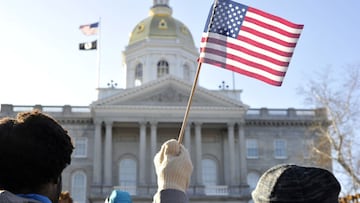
[93,121,102,185]
[184,122,191,152]
[195,122,203,185]
[227,122,236,185]
[150,121,157,184]
[238,120,247,184]
[139,122,147,185]
[104,121,113,186]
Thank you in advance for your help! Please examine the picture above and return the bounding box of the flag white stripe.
[246,11,303,34]
[200,42,288,71]
[242,21,300,43]
[199,52,285,82]
[200,33,292,62]
[238,31,297,53]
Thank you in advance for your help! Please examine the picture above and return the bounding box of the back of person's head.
[105,190,132,203]
[0,110,74,194]
[252,164,341,203]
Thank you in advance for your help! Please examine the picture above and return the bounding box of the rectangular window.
[274,139,287,159]
[73,137,87,158]
[246,139,259,159]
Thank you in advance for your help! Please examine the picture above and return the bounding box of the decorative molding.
[147,87,188,103]
[57,118,93,124]
[245,119,315,127]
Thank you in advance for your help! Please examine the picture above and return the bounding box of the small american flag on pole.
[199,0,304,86]
[79,22,99,36]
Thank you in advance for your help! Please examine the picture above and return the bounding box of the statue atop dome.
[153,0,169,7]
[150,0,172,16]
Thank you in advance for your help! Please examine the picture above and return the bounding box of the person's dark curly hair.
[0,110,74,193]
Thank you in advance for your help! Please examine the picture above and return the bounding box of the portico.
[90,75,248,196]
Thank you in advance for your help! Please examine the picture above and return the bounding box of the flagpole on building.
[178,0,219,144]
[96,17,101,89]
[232,72,235,90]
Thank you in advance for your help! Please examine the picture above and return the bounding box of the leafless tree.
[298,64,360,194]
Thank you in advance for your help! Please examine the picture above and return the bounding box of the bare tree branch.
[298,64,360,194]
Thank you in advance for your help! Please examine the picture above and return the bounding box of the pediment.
[92,76,246,108]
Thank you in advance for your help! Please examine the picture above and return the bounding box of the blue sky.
[1,0,360,108]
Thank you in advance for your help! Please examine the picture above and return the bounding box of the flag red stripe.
[236,35,294,57]
[244,16,302,39]
[201,35,294,58]
[248,7,304,30]
[225,44,290,67]
[200,37,290,67]
[200,47,287,76]
[240,26,298,48]
[199,57,283,86]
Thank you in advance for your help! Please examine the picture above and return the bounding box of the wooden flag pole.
[178,0,218,144]
[177,62,202,144]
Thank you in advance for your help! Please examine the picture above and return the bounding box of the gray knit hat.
[251,164,341,203]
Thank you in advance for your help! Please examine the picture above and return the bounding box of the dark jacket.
[0,190,44,203]
[153,189,188,203]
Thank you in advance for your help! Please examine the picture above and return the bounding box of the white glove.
[154,139,193,193]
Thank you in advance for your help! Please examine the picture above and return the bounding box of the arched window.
[157,60,169,78]
[71,171,87,203]
[119,158,137,195]
[202,158,220,195]
[183,63,190,81]
[135,63,143,86]
[247,172,260,191]
[202,158,217,186]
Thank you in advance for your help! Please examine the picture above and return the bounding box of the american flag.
[79,22,99,36]
[199,0,304,86]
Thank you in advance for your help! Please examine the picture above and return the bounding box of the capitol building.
[0,1,331,203]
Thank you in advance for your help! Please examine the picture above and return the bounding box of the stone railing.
[0,104,90,117]
[111,185,231,197]
[204,185,229,196]
[246,108,327,118]
[1,104,324,117]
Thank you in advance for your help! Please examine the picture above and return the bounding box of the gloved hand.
[154,139,193,193]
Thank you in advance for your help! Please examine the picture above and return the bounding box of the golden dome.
[128,3,195,46]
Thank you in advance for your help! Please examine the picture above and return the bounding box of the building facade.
[0,1,330,203]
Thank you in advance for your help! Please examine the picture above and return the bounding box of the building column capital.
[139,121,147,127]
[238,119,245,126]
[194,122,203,128]
[104,120,113,126]
[93,119,103,126]
[150,121,158,127]
[227,122,235,128]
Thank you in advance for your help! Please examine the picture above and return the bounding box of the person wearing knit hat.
[104,190,132,203]
[153,139,193,203]
[251,164,341,203]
